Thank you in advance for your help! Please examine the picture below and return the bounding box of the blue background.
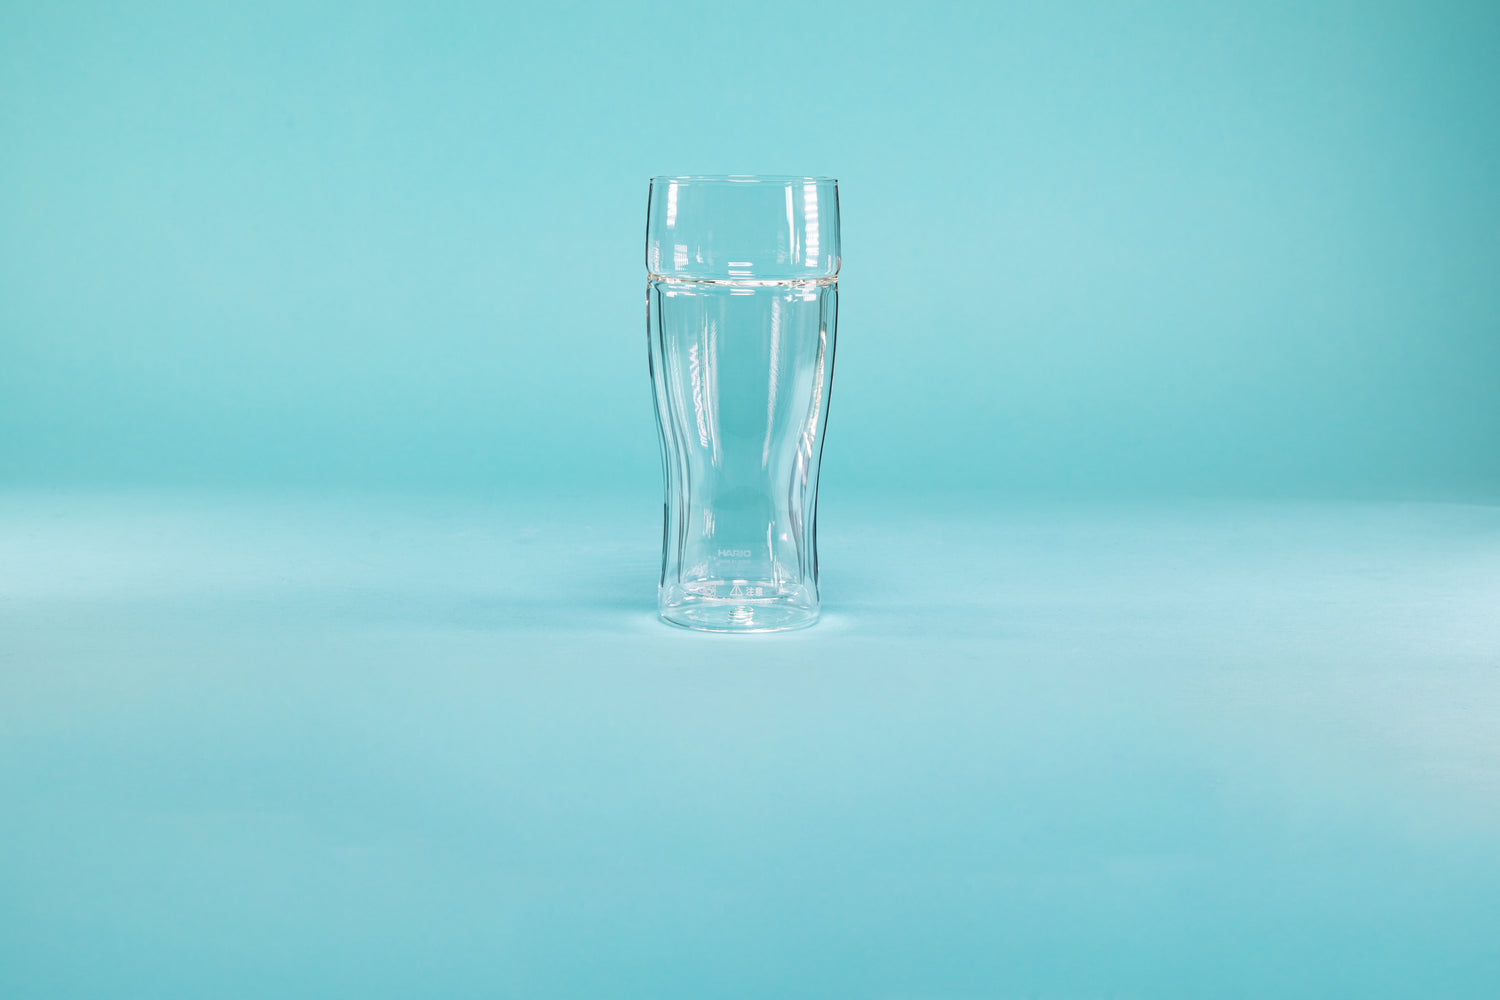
[4,0,1498,497]
[3,2,1499,998]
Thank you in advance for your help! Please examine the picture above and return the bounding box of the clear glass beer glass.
[646,175,840,632]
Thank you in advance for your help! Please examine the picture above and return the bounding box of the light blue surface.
[3,493,1499,997]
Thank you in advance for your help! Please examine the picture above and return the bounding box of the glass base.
[660,604,818,633]
[659,594,818,633]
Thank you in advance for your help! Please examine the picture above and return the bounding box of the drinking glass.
[646,175,840,632]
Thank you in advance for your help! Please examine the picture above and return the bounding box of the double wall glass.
[646,176,840,632]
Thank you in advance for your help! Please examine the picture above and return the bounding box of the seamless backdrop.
[5,5,1500,999]
[3,0,1497,499]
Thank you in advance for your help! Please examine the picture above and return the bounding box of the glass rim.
[650,174,837,185]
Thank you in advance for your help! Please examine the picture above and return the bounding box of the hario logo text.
[718,548,752,558]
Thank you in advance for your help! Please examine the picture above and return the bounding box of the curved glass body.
[646,176,840,632]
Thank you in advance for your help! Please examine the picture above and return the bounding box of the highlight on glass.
[646,175,840,632]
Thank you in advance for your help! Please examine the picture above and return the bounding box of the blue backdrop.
[4,0,1497,498]
[4,4,1500,999]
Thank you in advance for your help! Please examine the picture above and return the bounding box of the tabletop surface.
[2,491,1497,998]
